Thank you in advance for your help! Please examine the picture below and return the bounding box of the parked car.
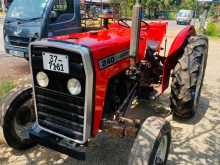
[176,9,193,25]
[4,0,82,59]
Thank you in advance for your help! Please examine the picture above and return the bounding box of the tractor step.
[29,125,86,160]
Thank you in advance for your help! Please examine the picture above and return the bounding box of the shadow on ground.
[1,85,218,165]
[0,96,171,165]
[0,134,134,165]
[168,84,220,165]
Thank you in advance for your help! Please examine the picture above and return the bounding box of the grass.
[0,80,15,100]
[205,22,220,37]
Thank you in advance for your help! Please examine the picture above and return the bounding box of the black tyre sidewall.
[129,117,171,165]
[170,35,208,119]
[3,88,36,150]
[149,128,171,165]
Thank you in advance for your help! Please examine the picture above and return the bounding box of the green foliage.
[178,0,196,10]
[205,22,220,37]
[0,80,15,99]
[111,0,174,17]
[111,0,214,19]
[110,0,133,17]
[168,11,176,20]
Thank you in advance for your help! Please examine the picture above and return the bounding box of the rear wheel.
[170,35,208,119]
[0,87,36,150]
[129,117,171,165]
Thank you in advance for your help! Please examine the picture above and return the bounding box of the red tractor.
[0,0,208,164]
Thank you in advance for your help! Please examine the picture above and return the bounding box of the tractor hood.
[51,22,167,61]
[52,23,131,60]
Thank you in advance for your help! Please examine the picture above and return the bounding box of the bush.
[168,11,176,20]
[205,22,220,37]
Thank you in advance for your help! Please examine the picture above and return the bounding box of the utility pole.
[129,0,142,68]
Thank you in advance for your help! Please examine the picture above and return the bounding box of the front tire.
[0,87,36,150]
[170,35,208,119]
[129,117,171,165]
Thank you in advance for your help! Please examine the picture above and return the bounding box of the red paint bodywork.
[161,25,196,93]
[53,22,195,137]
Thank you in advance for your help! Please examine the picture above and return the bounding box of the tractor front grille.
[36,87,85,141]
[30,43,90,143]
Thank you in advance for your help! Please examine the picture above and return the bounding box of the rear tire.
[170,35,208,119]
[0,87,36,150]
[129,117,171,165]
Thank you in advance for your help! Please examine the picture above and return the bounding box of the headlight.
[36,72,49,87]
[67,78,81,95]
[5,35,9,43]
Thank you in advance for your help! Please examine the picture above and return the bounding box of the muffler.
[129,0,142,68]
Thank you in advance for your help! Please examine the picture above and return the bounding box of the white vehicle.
[176,9,193,25]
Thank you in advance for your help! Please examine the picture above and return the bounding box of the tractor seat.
[147,40,160,51]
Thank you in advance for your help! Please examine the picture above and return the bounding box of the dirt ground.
[0,23,220,165]
[0,57,30,81]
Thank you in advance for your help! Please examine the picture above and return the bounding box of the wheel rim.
[14,118,33,141]
[13,100,35,141]
[154,135,168,165]
[193,51,207,111]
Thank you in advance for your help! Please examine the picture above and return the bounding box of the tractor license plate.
[42,52,69,74]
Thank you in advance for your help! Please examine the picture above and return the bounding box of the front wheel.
[170,35,208,119]
[0,87,36,150]
[129,116,171,165]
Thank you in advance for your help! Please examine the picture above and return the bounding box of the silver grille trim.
[29,40,94,144]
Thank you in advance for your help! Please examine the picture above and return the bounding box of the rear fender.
[161,25,196,93]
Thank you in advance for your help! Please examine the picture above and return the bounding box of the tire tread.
[170,35,208,118]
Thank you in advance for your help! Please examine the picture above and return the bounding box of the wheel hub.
[14,101,35,141]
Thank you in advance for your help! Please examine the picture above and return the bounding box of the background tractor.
[0,0,208,164]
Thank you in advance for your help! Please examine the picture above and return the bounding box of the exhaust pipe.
[129,0,142,68]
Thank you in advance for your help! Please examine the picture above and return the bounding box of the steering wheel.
[141,20,149,29]
[118,18,130,28]
[118,18,149,29]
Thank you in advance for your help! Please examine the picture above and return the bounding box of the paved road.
[1,20,220,165]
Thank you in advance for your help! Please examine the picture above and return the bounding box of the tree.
[142,0,159,18]
[110,0,133,17]
[161,0,173,9]
[179,0,196,10]
[143,0,172,18]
